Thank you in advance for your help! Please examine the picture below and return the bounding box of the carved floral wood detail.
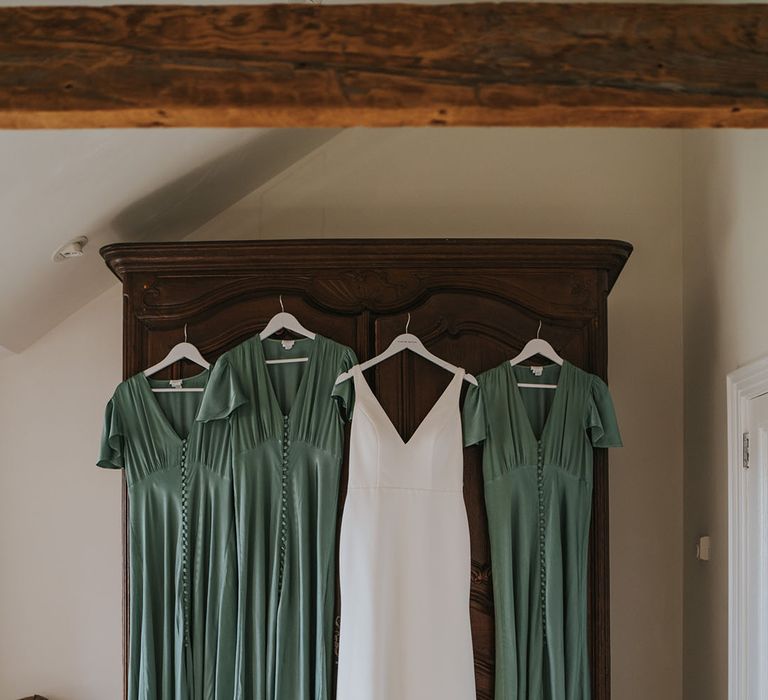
[135,269,598,321]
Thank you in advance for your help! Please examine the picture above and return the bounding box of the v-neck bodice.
[99,369,232,487]
[140,367,210,443]
[256,335,318,418]
[464,359,612,478]
[342,363,466,493]
[209,333,355,454]
[507,361,565,445]
[351,364,465,448]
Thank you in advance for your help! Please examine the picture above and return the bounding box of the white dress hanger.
[335,313,477,386]
[143,324,210,392]
[260,295,315,365]
[509,321,563,390]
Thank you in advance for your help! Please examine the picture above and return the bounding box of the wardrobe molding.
[102,238,632,700]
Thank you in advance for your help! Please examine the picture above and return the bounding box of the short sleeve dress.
[462,359,622,700]
[97,368,237,700]
[196,334,358,700]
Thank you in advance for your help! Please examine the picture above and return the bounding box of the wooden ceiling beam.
[2,3,767,129]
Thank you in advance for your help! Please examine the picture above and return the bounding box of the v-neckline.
[354,364,464,448]
[254,333,322,420]
[506,359,569,445]
[137,367,210,444]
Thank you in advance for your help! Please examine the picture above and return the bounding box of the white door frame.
[727,355,768,700]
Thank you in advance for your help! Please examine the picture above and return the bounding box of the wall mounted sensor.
[52,236,88,262]
[696,535,711,561]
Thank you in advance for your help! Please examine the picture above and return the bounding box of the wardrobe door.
[371,272,600,700]
[103,238,631,700]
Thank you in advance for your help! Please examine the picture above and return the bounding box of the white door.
[743,392,768,699]
[729,357,768,700]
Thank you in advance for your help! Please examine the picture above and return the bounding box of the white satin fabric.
[336,364,476,700]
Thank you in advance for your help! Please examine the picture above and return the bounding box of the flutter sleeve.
[97,394,125,469]
[461,381,487,447]
[330,346,359,423]
[197,354,248,423]
[586,375,623,448]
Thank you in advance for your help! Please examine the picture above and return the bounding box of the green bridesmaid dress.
[97,368,237,700]
[196,333,357,700]
[462,359,622,700]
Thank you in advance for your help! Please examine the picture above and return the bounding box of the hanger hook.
[279,295,284,313]
[184,323,188,343]
[405,312,411,334]
[536,320,542,339]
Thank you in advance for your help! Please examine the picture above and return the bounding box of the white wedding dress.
[336,364,476,700]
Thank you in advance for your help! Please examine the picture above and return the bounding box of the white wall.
[0,284,124,700]
[682,131,768,700]
[0,127,684,700]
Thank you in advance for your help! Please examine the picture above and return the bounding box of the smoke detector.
[52,236,88,262]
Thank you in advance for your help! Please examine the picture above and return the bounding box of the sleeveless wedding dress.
[336,364,476,700]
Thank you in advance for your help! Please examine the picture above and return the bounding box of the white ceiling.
[0,128,341,352]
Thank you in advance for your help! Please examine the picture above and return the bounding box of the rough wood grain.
[2,3,767,128]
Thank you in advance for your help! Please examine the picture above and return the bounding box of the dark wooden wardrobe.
[101,238,632,700]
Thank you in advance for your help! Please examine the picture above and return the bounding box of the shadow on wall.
[109,128,340,244]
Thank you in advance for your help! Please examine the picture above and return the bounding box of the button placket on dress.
[180,436,191,648]
[279,414,290,590]
[536,438,547,642]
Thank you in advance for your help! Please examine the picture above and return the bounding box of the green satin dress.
[196,333,357,700]
[97,368,237,700]
[462,359,622,700]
